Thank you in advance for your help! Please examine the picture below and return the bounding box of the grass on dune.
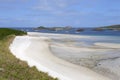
[0,28,58,80]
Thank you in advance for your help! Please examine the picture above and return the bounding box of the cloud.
[31,0,83,17]
[32,0,52,10]
[32,0,68,11]
[31,0,101,16]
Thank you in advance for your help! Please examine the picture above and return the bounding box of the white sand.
[9,33,111,80]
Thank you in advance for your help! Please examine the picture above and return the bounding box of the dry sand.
[9,32,120,80]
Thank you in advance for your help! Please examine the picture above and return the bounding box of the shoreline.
[9,32,120,80]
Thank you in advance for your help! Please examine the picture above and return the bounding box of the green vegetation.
[0,28,58,80]
[101,25,120,31]
[37,26,48,30]
[102,24,120,29]
[0,28,27,40]
[92,25,120,31]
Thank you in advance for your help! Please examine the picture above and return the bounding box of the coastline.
[9,32,120,80]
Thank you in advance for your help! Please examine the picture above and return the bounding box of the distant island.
[34,24,120,32]
[34,26,86,32]
[93,25,120,31]
[34,26,73,31]
[102,25,120,30]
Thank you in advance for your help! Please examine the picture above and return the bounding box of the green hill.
[0,28,57,80]
[102,25,120,30]
[93,25,120,31]
[0,28,27,40]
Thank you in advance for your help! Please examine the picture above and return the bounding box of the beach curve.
[9,33,111,80]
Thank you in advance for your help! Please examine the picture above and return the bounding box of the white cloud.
[52,0,67,8]
[33,0,52,10]
[31,0,98,18]
[32,0,68,11]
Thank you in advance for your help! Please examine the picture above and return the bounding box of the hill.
[0,28,27,40]
[0,28,57,80]
[102,25,120,30]
[93,25,120,31]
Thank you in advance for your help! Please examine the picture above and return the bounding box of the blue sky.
[0,0,120,27]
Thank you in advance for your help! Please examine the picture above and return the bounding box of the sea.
[11,27,120,44]
[12,27,120,36]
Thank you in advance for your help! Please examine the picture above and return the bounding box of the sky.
[0,0,120,28]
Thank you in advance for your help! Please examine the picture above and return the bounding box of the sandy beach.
[9,32,120,80]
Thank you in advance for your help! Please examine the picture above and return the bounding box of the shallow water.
[51,35,120,48]
[47,34,120,80]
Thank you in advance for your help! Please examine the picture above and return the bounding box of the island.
[34,26,73,31]
[92,28,104,31]
[93,24,120,31]
[102,24,120,31]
